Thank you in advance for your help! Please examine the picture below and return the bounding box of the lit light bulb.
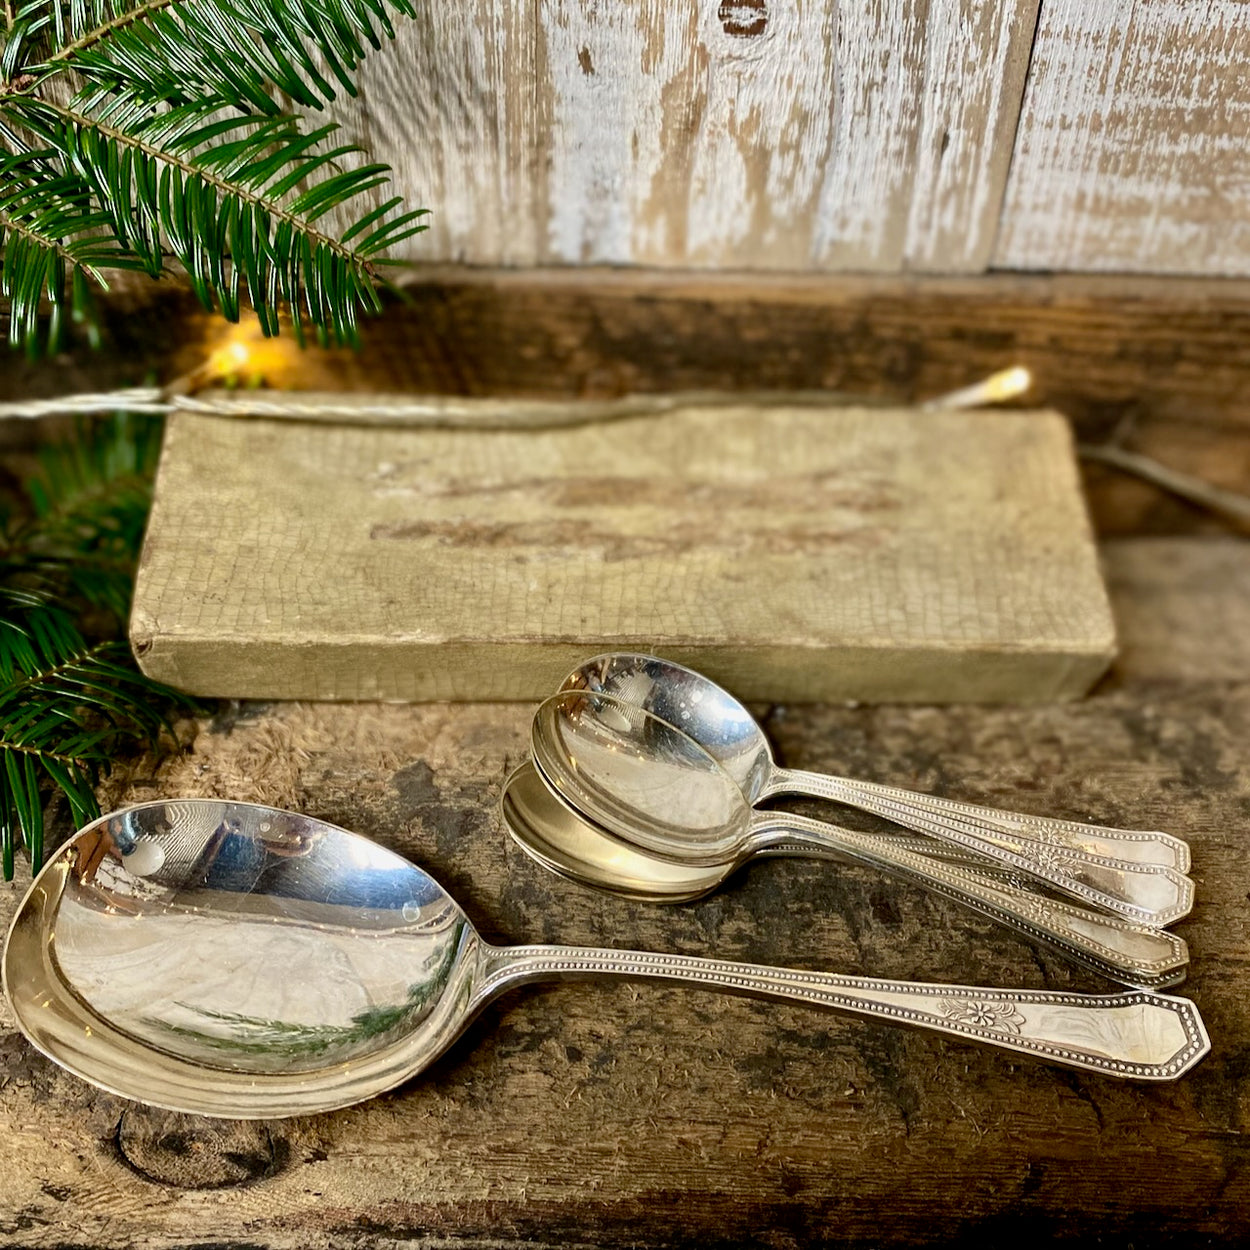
[206,339,251,379]
[982,365,1032,403]
[921,365,1034,412]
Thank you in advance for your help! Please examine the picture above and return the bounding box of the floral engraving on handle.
[1027,841,1073,874]
[937,998,1028,1034]
[1012,895,1057,929]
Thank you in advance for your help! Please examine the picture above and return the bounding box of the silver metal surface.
[502,762,1189,988]
[533,684,1194,927]
[558,653,1191,872]
[3,800,1209,1117]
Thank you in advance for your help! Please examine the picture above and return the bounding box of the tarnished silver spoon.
[3,800,1209,1117]
[502,762,1190,988]
[530,690,1194,928]
[559,653,1190,871]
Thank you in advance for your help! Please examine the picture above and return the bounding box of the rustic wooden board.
[1,537,1246,1246]
[1102,538,1250,683]
[130,403,1114,703]
[7,268,1247,537]
[318,0,1038,271]
[995,0,1250,275]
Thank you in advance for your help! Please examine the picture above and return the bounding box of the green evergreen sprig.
[0,0,427,354]
[0,414,191,878]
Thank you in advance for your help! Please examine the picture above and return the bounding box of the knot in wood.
[117,1107,291,1189]
[718,0,768,39]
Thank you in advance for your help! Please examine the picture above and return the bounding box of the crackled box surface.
[131,403,1115,703]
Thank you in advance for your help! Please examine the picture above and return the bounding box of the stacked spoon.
[501,653,1196,990]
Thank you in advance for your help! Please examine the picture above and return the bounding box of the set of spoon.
[501,654,1197,990]
[0,661,1208,1120]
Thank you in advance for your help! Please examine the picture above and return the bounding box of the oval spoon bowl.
[3,800,483,1118]
[559,652,1192,872]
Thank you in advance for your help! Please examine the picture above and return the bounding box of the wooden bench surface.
[0,535,1246,1247]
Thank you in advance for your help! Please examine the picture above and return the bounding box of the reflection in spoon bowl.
[12,801,475,1108]
[3,801,1211,1117]
[532,687,1195,929]
[532,689,746,857]
[502,763,1191,989]
[559,653,1192,872]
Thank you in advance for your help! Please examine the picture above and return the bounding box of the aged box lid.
[131,401,1115,702]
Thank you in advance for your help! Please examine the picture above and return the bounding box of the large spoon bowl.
[4,800,480,1117]
[4,800,1210,1117]
[559,653,1191,872]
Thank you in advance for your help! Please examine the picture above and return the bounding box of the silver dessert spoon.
[559,653,1190,871]
[531,690,1194,928]
[3,800,1208,1117]
[503,762,1190,989]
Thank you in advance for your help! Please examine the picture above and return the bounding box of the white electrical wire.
[4,370,1244,523]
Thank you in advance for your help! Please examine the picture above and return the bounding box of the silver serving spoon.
[530,690,1195,928]
[503,762,1190,989]
[3,800,1209,1117]
[559,654,1190,872]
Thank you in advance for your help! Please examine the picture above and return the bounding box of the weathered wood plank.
[996,0,1250,275]
[335,2,543,267]
[1102,538,1250,684]
[901,0,1039,271]
[0,594,1246,1245]
[4,269,1247,535]
[316,0,1038,271]
[130,403,1114,703]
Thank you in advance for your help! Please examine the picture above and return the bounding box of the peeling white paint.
[997,0,1250,274]
[317,0,1244,276]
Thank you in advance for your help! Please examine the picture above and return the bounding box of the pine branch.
[7,0,416,111]
[20,411,163,614]
[0,414,193,879]
[2,91,427,344]
[0,146,148,354]
[2,0,429,354]
[48,0,183,64]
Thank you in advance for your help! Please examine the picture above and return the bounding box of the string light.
[0,359,1243,522]
[162,338,253,396]
[1,360,1039,424]
[920,366,1033,411]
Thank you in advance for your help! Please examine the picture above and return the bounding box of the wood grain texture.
[996,0,1250,275]
[1102,538,1250,683]
[4,268,1247,541]
[1,536,1247,1246]
[317,0,1038,271]
[5,267,1246,536]
[129,403,1114,703]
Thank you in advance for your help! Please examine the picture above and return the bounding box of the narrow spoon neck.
[475,943,613,1003]
[760,765,848,803]
[744,809,839,853]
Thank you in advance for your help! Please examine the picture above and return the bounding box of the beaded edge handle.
[767,769,1190,870]
[479,946,1210,1081]
[754,787,1193,928]
[752,834,1188,988]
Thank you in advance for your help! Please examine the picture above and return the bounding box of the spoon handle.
[752,820,1188,987]
[478,945,1209,1080]
[763,775,1192,926]
[766,768,1189,871]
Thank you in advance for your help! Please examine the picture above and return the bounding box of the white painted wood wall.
[328,0,1250,275]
